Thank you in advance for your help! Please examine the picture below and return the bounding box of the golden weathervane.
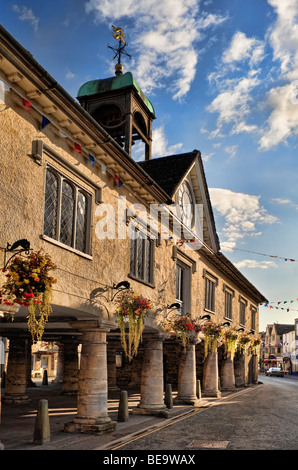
[108,26,132,75]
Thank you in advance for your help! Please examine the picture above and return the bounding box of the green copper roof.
[77,72,155,117]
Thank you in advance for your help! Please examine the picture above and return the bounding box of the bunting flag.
[114,174,123,187]
[89,154,95,168]
[59,129,68,138]
[74,142,82,154]
[22,98,32,108]
[101,163,106,175]
[41,115,51,131]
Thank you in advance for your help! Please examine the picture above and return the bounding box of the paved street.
[115,375,298,451]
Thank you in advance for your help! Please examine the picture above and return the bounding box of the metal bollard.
[164,383,173,409]
[33,399,50,445]
[118,390,129,422]
[42,369,48,386]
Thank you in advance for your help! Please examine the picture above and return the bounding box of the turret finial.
[108,26,132,76]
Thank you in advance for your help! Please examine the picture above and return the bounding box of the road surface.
[114,375,298,451]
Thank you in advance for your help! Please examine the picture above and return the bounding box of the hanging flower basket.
[114,289,153,361]
[201,321,222,358]
[237,333,252,356]
[250,337,262,357]
[221,328,239,360]
[0,250,57,342]
[162,314,201,348]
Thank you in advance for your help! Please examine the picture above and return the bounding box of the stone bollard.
[164,384,173,409]
[118,390,129,422]
[33,399,50,445]
[196,380,201,400]
[42,369,48,386]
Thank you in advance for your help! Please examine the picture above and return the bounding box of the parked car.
[265,367,284,377]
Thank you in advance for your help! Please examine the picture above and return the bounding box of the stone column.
[3,337,30,403]
[133,334,169,417]
[64,321,116,434]
[220,356,235,391]
[234,352,245,387]
[107,345,119,391]
[25,339,35,387]
[202,351,221,398]
[252,354,259,384]
[61,339,79,395]
[174,342,200,406]
[244,353,251,386]
[53,342,64,384]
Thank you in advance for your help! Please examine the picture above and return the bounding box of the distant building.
[263,323,294,372]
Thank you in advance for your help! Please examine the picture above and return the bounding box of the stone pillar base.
[64,418,116,435]
[174,396,201,406]
[202,389,221,398]
[132,404,169,418]
[3,393,31,404]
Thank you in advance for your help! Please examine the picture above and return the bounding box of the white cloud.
[224,145,238,160]
[222,31,265,66]
[85,0,227,100]
[206,31,265,138]
[267,0,298,75]
[65,70,76,80]
[234,259,278,270]
[151,125,183,158]
[272,197,298,210]
[132,125,182,161]
[205,1,298,151]
[258,0,298,150]
[201,151,215,162]
[258,82,298,150]
[207,75,261,134]
[12,5,39,32]
[209,188,279,250]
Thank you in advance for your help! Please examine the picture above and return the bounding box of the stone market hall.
[0,25,267,438]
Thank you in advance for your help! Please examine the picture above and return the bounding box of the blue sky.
[2,0,298,331]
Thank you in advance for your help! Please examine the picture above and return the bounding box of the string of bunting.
[221,244,296,262]
[260,298,298,312]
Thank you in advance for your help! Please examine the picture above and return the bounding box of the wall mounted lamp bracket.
[3,239,31,270]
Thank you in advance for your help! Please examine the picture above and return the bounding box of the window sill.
[204,308,215,315]
[224,316,233,322]
[40,234,92,260]
[128,273,155,289]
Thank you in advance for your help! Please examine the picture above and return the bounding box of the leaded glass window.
[225,290,233,320]
[43,166,90,254]
[205,277,215,312]
[240,299,246,326]
[75,191,88,253]
[44,169,58,239]
[130,230,154,284]
[60,180,75,246]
